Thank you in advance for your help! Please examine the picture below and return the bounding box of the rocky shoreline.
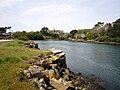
[21,42,106,90]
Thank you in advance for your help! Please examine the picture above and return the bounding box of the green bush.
[110,38,116,42]
[30,34,44,40]
[116,38,120,42]
[110,38,120,43]
[18,36,29,41]
[86,31,98,40]
[96,36,110,42]
[27,32,44,40]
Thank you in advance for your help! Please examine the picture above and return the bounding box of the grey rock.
[48,87,53,90]
[36,78,47,90]
[23,70,29,75]
[28,65,44,78]
[23,70,31,78]
[32,78,38,83]
[39,78,44,83]
[39,87,45,90]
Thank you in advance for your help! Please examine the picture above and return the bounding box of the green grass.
[0,40,51,90]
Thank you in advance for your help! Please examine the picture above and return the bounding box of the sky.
[0,0,120,32]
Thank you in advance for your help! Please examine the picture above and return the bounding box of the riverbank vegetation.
[11,18,120,44]
[0,40,51,90]
[1,18,120,44]
[73,18,120,43]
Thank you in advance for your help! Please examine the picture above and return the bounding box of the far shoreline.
[1,38,119,45]
[66,39,120,45]
[33,39,120,45]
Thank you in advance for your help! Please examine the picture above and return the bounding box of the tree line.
[13,27,69,41]
[13,18,120,43]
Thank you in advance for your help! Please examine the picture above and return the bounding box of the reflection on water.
[35,40,120,90]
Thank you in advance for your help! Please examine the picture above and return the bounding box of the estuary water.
[35,40,120,90]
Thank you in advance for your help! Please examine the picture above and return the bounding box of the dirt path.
[0,40,13,42]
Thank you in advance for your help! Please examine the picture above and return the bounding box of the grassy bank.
[0,40,50,90]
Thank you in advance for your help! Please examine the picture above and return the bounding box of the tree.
[112,18,120,37]
[7,26,11,30]
[40,27,49,36]
[70,30,77,38]
[27,32,44,40]
[95,36,110,42]
[105,18,120,38]
[86,30,98,40]
[13,31,27,38]
[0,27,11,33]
[0,27,6,34]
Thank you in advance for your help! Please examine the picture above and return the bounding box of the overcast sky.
[0,0,120,32]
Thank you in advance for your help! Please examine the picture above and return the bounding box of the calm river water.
[34,40,120,90]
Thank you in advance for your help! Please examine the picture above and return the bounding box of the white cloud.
[17,3,78,30]
[22,4,76,17]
